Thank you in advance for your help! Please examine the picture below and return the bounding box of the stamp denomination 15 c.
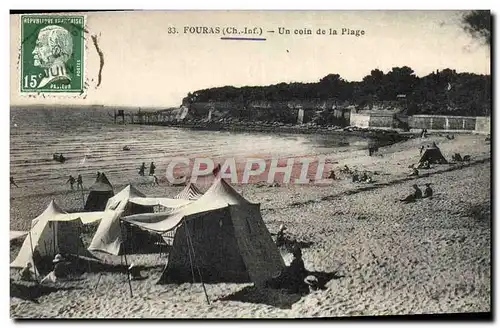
[20,15,85,93]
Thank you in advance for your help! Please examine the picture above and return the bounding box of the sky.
[10,10,491,108]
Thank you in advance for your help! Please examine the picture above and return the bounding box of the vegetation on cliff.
[183,67,490,117]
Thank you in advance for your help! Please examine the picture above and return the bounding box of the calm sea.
[10,107,372,192]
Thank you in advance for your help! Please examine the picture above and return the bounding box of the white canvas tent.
[175,182,204,200]
[88,185,191,255]
[122,178,285,285]
[10,200,95,272]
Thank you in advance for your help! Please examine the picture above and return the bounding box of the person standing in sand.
[66,175,75,190]
[149,162,156,176]
[138,163,146,176]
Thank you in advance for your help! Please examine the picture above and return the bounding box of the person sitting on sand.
[328,170,336,180]
[40,254,70,284]
[352,171,359,183]
[340,165,350,174]
[66,175,75,190]
[400,184,423,203]
[276,224,286,247]
[128,263,146,281]
[423,183,433,198]
[19,263,34,282]
[10,176,19,188]
[304,275,320,293]
[361,172,368,182]
[287,246,308,293]
[418,160,430,169]
[452,153,462,162]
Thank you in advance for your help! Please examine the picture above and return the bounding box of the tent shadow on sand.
[218,270,344,309]
[10,280,83,303]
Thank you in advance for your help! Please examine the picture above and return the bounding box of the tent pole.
[28,230,39,283]
[80,187,85,210]
[184,224,196,284]
[123,251,133,298]
[185,224,210,305]
[121,222,134,298]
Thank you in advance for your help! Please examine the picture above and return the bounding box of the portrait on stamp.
[20,15,84,93]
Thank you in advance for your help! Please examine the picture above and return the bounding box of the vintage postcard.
[9,10,491,319]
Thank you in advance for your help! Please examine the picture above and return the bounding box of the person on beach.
[19,263,34,282]
[328,170,336,180]
[361,172,369,182]
[276,224,286,247]
[66,175,76,190]
[10,177,19,188]
[138,163,146,176]
[128,263,146,281]
[352,171,359,182]
[341,165,351,174]
[410,167,419,176]
[423,183,433,198]
[40,254,70,284]
[286,246,308,293]
[76,174,83,190]
[149,162,156,176]
[400,184,423,203]
[96,171,101,181]
[418,160,431,169]
[152,175,160,186]
[419,145,425,155]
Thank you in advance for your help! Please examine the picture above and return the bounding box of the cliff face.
[182,100,407,126]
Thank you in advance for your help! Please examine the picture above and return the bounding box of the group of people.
[66,174,84,190]
[18,253,72,284]
[336,165,373,183]
[352,171,373,183]
[138,162,156,177]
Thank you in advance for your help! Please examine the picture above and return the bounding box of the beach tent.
[88,185,191,255]
[10,231,28,242]
[84,173,114,211]
[419,146,448,164]
[10,200,94,273]
[122,178,285,285]
[175,182,204,200]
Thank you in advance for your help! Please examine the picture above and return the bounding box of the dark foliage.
[183,67,490,117]
[461,10,491,46]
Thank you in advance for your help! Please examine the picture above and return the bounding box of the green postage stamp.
[20,15,85,93]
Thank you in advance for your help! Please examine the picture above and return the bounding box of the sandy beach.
[10,133,491,318]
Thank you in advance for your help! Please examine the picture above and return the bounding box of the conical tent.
[122,178,285,286]
[419,146,448,164]
[85,173,114,211]
[11,200,94,273]
[175,182,204,200]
